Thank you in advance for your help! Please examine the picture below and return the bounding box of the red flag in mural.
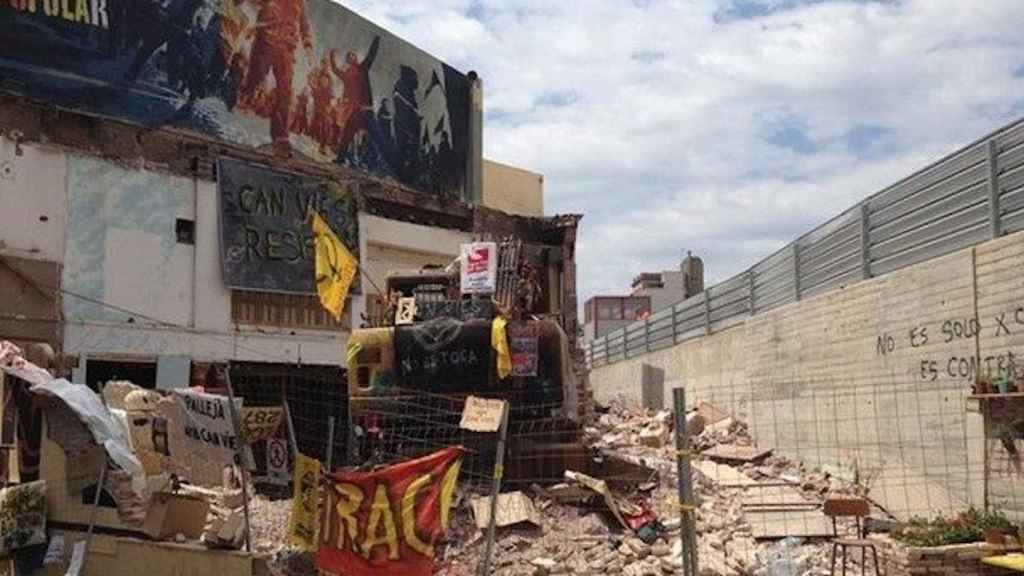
[317,446,465,576]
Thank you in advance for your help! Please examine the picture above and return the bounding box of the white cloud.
[343,0,1024,305]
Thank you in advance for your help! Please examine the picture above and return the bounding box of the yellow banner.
[312,210,358,321]
[289,453,322,550]
[491,316,512,379]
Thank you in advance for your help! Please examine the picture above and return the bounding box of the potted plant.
[977,376,992,395]
[997,375,1014,395]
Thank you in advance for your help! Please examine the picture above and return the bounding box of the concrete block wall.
[590,230,1024,520]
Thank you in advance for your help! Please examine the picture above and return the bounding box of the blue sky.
[345,0,1024,306]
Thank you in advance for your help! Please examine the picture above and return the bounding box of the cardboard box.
[142,493,210,541]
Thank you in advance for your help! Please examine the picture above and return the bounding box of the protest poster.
[288,453,322,551]
[317,447,464,576]
[460,243,497,294]
[168,390,252,485]
[241,407,283,443]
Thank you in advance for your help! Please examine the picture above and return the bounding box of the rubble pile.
[438,399,878,576]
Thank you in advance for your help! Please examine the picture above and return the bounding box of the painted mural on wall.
[0,0,471,197]
[218,157,359,294]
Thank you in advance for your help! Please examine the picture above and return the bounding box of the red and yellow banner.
[317,447,464,576]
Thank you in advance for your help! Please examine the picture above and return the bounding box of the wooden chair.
[824,498,883,576]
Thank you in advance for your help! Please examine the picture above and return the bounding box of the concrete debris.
[429,400,885,576]
[202,506,246,549]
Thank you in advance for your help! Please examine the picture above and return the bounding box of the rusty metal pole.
[325,416,336,474]
[674,387,698,576]
[479,400,509,576]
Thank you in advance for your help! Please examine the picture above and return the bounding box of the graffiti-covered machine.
[346,240,585,476]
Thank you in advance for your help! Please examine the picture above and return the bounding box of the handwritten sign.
[242,407,283,442]
[460,396,506,433]
[172,390,246,470]
[219,158,359,294]
[470,492,540,529]
[317,447,464,576]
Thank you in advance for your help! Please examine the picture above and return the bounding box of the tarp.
[28,378,142,475]
[317,447,464,576]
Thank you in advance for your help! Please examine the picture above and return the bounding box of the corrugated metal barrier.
[586,117,1024,369]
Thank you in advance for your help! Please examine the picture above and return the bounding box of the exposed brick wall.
[876,538,1019,576]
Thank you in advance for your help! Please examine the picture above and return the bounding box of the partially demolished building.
[0,2,582,573]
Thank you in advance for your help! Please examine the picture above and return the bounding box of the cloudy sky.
[346,0,1024,305]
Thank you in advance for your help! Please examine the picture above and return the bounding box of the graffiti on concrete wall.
[0,0,471,197]
[871,305,1024,478]
[874,307,1024,384]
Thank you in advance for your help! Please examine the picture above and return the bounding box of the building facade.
[0,2,581,455]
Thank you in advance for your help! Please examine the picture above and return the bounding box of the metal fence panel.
[871,202,989,261]
[800,220,861,272]
[872,221,990,276]
[867,142,988,214]
[871,161,989,229]
[755,281,797,312]
[801,249,863,293]
[999,141,1024,172]
[871,181,989,244]
[709,299,749,324]
[801,267,863,300]
[1001,209,1024,235]
[996,122,1024,150]
[800,234,861,281]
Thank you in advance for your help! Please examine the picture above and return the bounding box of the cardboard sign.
[172,390,246,472]
[266,439,290,486]
[459,396,506,433]
[242,407,283,443]
[470,492,540,529]
[460,242,498,294]
[289,453,322,551]
[317,447,464,576]
[0,480,46,555]
[395,298,417,326]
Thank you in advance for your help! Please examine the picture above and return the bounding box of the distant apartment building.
[631,252,705,313]
[631,270,685,314]
[582,295,651,344]
[582,253,704,345]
